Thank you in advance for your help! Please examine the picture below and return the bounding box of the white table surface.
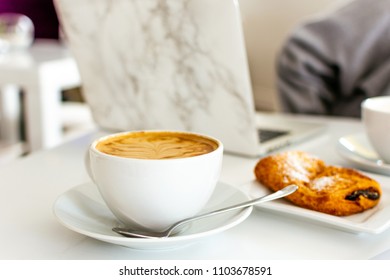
[1,114,390,260]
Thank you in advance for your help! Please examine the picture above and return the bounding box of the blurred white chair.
[0,14,93,165]
[0,39,84,155]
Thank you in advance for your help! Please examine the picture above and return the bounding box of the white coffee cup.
[362,96,390,163]
[86,130,223,231]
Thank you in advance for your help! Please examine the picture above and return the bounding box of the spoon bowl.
[112,184,298,239]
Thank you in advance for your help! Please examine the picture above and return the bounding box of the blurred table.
[0,39,80,153]
[1,114,390,260]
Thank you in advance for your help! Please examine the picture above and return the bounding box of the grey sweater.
[277,0,390,118]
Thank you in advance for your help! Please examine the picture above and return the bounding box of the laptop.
[57,0,324,157]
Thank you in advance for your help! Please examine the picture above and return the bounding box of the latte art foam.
[96,131,218,159]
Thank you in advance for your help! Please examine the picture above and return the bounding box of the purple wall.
[0,0,59,39]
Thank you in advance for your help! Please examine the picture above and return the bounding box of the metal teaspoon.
[112,184,298,239]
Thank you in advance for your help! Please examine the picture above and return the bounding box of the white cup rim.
[362,96,390,114]
[90,130,223,162]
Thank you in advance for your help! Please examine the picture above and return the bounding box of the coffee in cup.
[362,96,390,163]
[86,130,223,231]
[95,131,218,160]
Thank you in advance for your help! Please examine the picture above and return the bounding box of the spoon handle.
[166,184,298,236]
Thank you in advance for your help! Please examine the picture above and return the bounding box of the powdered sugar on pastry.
[282,151,318,183]
[254,150,381,216]
[311,176,335,191]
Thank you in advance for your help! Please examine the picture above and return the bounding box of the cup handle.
[84,148,95,182]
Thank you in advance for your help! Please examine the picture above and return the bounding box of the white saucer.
[53,181,252,250]
[337,133,390,176]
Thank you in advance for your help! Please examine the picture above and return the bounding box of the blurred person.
[276,0,390,118]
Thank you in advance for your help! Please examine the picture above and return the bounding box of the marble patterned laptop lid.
[55,0,260,156]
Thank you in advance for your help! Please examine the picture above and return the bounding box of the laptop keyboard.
[258,129,289,143]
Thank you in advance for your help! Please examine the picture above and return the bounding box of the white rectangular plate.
[244,171,390,234]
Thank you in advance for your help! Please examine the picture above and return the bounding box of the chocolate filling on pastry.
[345,187,380,201]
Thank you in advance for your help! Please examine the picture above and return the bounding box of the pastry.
[254,151,381,216]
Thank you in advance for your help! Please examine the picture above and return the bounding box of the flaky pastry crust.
[254,151,381,216]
